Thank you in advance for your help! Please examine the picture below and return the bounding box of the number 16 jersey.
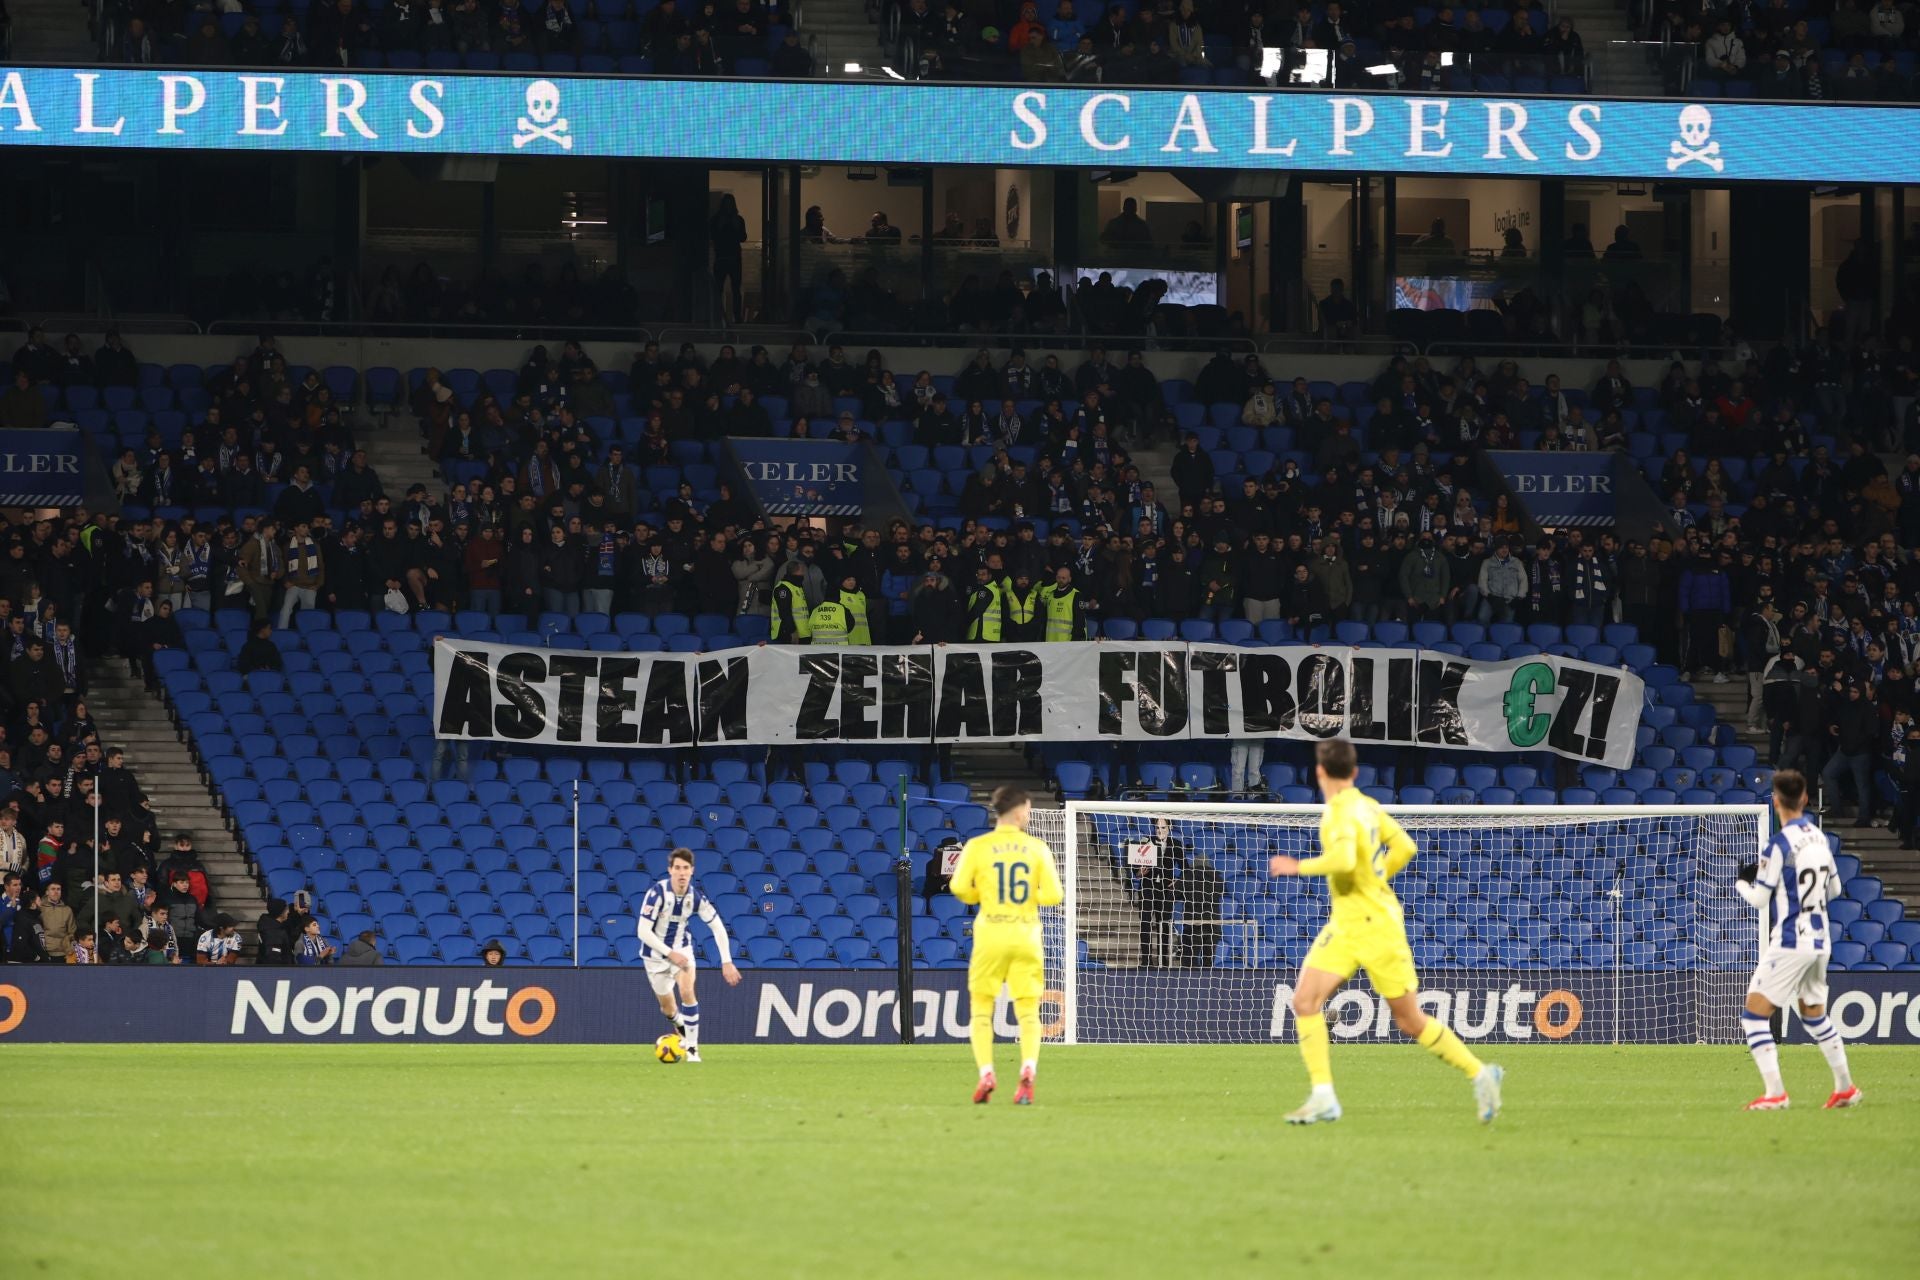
[950,827,1064,939]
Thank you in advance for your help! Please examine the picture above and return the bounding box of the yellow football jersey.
[1301,787,1416,930]
[950,827,1063,931]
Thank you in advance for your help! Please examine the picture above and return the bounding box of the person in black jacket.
[909,568,962,643]
[924,834,961,911]
[255,898,296,965]
[539,525,584,617]
[502,525,543,622]
[1280,562,1330,635]
[1892,710,1920,850]
[1239,533,1284,624]
[1821,680,1878,827]
[1761,654,1803,767]
[323,524,372,614]
[237,621,284,675]
[1131,817,1185,968]
[364,517,414,611]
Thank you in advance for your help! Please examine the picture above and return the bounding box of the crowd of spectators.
[403,328,1916,831]
[69,0,1597,89]
[52,0,1920,100]
[90,0,810,75]
[13,310,1920,886]
[0,657,219,965]
[900,0,1586,89]
[1663,0,1920,99]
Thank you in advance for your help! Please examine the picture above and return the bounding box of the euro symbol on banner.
[1503,661,1555,748]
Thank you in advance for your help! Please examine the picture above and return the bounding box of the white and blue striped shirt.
[635,878,734,966]
[1751,816,1840,954]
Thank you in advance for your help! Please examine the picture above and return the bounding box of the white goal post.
[1026,803,1771,1047]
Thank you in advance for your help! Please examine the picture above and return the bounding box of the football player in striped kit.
[1734,770,1862,1111]
[637,848,741,1063]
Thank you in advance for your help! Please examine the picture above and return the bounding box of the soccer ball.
[654,1034,685,1064]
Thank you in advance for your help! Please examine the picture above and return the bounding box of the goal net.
[1031,803,1768,1047]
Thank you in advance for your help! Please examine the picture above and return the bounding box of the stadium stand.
[60,0,1606,91]
[12,319,1918,971]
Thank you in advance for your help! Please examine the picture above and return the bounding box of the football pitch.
[8,1044,1916,1277]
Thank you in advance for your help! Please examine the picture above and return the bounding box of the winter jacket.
[1616,551,1662,607]
[39,898,75,959]
[342,937,384,966]
[1479,553,1527,601]
[1398,545,1451,608]
[1570,554,1613,606]
[1240,551,1286,603]
[733,555,775,616]
[1832,697,1878,756]
[1678,566,1732,615]
[1309,554,1354,611]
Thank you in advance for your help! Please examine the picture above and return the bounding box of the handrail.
[654,325,819,348]
[8,313,204,336]
[1257,335,1412,357]
[205,318,654,341]
[822,329,1264,353]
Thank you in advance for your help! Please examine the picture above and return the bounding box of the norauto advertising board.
[5,969,1914,1045]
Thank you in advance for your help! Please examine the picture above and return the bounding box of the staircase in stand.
[4,0,98,62]
[1689,676,1920,904]
[358,408,445,506]
[798,0,884,72]
[1062,805,1146,968]
[1559,0,1671,97]
[84,662,268,937]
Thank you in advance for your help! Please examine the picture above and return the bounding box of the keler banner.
[433,638,1644,767]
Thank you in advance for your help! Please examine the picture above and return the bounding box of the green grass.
[5,1044,1917,1278]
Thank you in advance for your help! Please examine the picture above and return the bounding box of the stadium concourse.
[6,327,1919,974]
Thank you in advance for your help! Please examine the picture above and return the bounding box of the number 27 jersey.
[1756,816,1840,955]
[951,830,1063,934]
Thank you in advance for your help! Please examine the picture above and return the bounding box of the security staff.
[771,560,810,644]
[965,565,1003,642]
[837,572,871,645]
[1038,566,1084,642]
[1002,571,1042,642]
[808,596,850,644]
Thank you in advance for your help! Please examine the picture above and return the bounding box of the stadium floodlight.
[1027,802,1769,1046]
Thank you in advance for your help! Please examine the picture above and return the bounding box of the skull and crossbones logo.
[1666,105,1722,172]
[514,80,572,150]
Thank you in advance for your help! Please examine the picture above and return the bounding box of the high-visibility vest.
[1042,585,1079,641]
[1004,584,1040,629]
[809,601,849,644]
[773,581,810,641]
[840,590,870,645]
[968,582,1003,642]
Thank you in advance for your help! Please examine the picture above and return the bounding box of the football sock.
[679,1003,700,1050]
[970,997,995,1074]
[1297,1012,1333,1088]
[1416,1019,1484,1079]
[1801,1015,1852,1090]
[1014,996,1041,1072]
[1743,1013,1784,1095]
